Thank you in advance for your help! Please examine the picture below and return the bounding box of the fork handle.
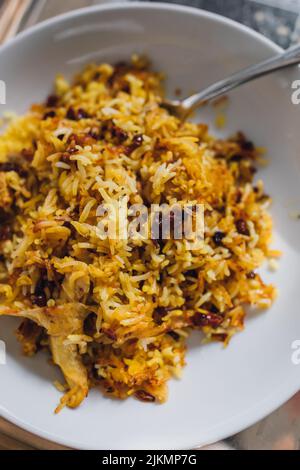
[182,43,300,114]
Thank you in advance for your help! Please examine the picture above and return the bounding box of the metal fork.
[162,43,300,120]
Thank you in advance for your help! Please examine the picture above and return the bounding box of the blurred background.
[2,0,300,47]
[0,0,300,451]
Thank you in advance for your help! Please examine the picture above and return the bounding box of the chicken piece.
[50,336,89,413]
[0,303,89,411]
[0,303,87,336]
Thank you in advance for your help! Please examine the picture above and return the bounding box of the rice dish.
[0,57,277,412]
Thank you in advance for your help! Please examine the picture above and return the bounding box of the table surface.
[0,0,300,451]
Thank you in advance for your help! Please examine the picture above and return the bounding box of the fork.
[162,43,300,120]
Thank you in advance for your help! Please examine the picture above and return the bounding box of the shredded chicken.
[0,303,89,411]
[50,336,89,413]
[0,303,87,336]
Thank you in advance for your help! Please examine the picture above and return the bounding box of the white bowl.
[1,2,300,450]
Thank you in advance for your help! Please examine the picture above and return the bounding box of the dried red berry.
[31,294,47,308]
[0,225,11,241]
[46,95,59,108]
[84,313,97,337]
[193,313,223,328]
[153,307,169,325]
[43,110,56,120]
[102,328,117,341]
[111,125,128,143]
[247,271,256,279]
[0,162,27,177]
[132,134,144,148]
[168,331,180,341]
[236,219,250,236]
[66,107,77,120]
[213,231,225,246]
[21,148,34,161]
[135,390,156,403]
[241,140,254,151]
[77,108,90,119]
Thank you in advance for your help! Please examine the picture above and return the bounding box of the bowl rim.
[0,1,283,56]
[0,1,295,450]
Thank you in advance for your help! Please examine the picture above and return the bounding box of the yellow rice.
[0,57,276,412]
